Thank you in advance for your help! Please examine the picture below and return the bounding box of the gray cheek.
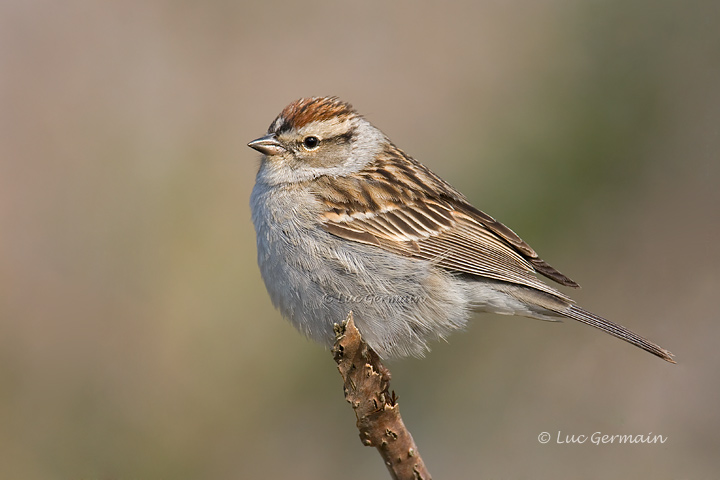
[300,144,351,169]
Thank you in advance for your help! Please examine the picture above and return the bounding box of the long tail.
[563,305,675,363]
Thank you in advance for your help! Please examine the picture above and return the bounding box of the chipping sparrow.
[248,96,674,362]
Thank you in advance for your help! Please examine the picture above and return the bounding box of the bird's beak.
[247,133,286,156]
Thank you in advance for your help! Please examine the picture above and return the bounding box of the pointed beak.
[247,133,286,156]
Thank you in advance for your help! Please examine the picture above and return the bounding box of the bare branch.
[332,312,432,480]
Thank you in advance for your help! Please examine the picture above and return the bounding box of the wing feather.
[311,151,579,297]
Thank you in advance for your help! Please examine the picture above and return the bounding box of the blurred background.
[1,0,718,478]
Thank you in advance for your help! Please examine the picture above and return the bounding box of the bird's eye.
[302,136,319,150]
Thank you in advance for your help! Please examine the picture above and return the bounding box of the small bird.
[248,96,674,363]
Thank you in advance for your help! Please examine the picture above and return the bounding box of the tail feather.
[563,305,675,363]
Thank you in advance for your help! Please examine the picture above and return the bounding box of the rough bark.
[332,313,431,480]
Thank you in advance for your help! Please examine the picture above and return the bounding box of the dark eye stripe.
[299,129,354,150]
[336,130,354,143]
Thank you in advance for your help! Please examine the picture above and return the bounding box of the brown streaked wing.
[313,147,578,293]
[320,197,574,300]
[456,203,580,288]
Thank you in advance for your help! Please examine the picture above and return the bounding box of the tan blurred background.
[1,0,718,478]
